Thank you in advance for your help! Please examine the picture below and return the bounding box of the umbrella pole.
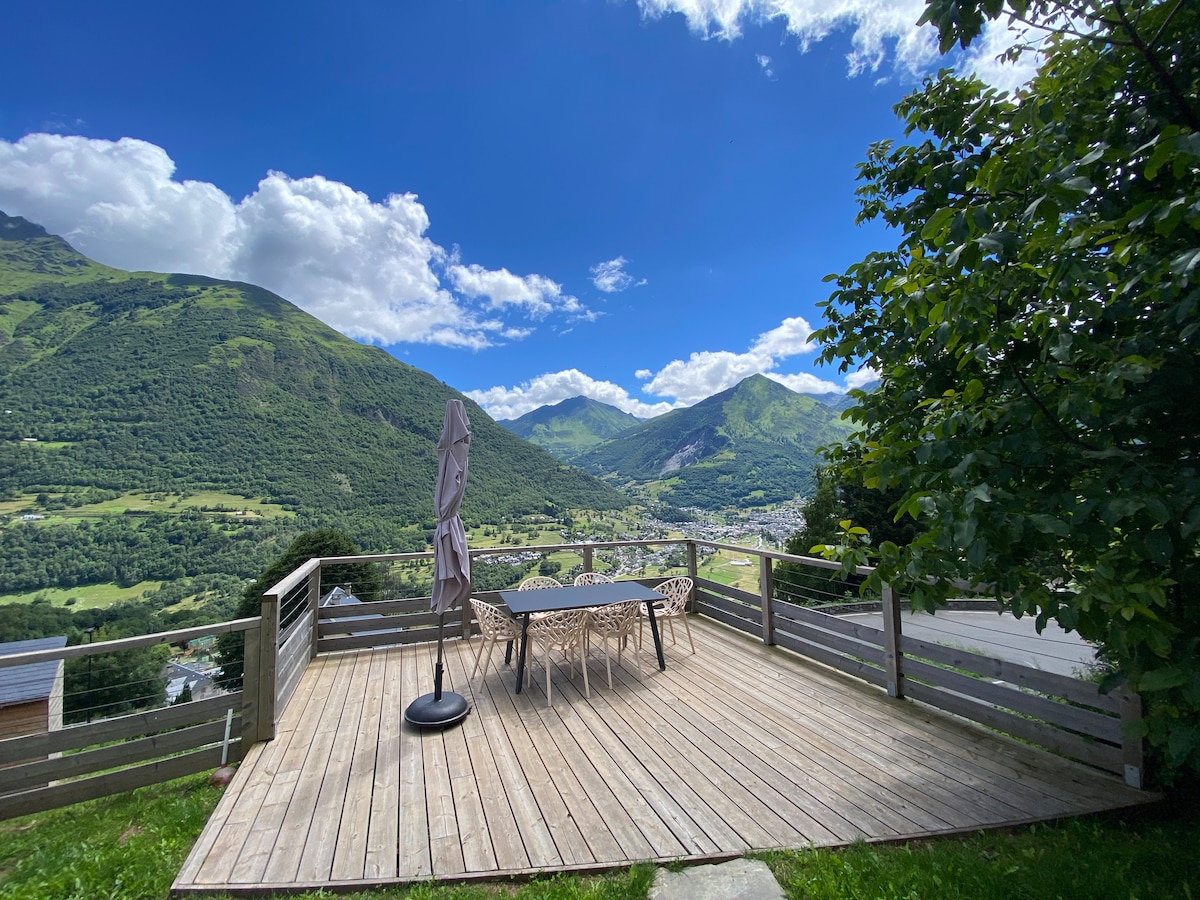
[432,615,445,701]
[404,611,469,729]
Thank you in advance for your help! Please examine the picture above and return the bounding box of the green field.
[0,490,293,521]
[0,581,164,610]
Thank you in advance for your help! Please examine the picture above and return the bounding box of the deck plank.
[175,616,1152,894]
[398,644,434,878]
[364,646,403,879]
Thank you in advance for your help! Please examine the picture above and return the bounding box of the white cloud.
[447,263,581,316]
[845,366,880,390]
[749,316,817,357]
[634,0,1034,86]
[589,256,645,293]
[0,133,238,277]
[638,314,838,404]
[0,133,588,349]
[756,53,775,78]
[466,369,677,421]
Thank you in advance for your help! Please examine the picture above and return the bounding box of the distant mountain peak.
[499,395,641,462]
[574,373,851,509]
[0,211,53,241]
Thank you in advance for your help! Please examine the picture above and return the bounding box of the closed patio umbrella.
[404,398,472,728]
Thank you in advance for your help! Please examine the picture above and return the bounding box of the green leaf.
[1137,667,1187,692]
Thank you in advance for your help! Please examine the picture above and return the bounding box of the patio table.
[498,581,667,694]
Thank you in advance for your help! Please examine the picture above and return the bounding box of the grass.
[760,808,1200,899]
[5,771,1195,900]
[0,581,163,609]
[0,490,292,521]
[0,774,223,900]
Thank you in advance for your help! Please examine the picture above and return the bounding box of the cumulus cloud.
[589,256,645,293]
[447,263,581,316]
[756,54,775,78]
[0,133,588,349]
[471,314,848,417]
[635,0,1038,86]
[638,315,839,404]
[466,369,677,421]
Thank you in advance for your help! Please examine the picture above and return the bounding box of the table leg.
[646,601,666,670]
[505,639,513,665]
[515,613,530,694]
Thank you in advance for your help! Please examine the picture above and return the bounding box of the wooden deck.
[174,616,1151,894]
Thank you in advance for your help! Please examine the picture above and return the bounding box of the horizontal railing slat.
[900,634,1119,713]
[1,719,233,794]
[772,630,888,688]
[0,746,229,822]
[773,599,888,644]
[317,611,442,637]
[696,600,763,639]
[904,680,1123,774]
[903,657,1121,744]
[0,694,241,764]
[773,619,884,663]
[318,625,465,654]
[317,596,432,620]
[0,619,260,669]
[694,577,762,607]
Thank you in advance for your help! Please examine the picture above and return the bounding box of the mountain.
[574,374,852,509]
[0,212,626,548]
[805,390,858,412]
[498,396,641,461]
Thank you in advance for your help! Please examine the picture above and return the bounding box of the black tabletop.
[499,581,665,615]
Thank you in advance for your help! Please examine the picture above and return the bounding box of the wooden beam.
[881,584,903,699]
[759,556,774,646]
[1120,690,1145,789]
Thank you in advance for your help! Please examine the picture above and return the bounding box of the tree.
[816,0,1199,776]
[775,470,859,605]
[214,528,381,689]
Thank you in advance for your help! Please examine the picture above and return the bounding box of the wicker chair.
[573,572,613,586]
[518,576,563,590]
[587,599,642,689]
[526,609,590,707]
[468,597,521,682]
[639,575,695,654]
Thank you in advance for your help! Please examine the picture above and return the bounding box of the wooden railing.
[0,618,264,821]
[0,535,1144,820]
[300,538,1144,788]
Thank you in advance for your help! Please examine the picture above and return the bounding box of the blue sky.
[0,0,1032,419]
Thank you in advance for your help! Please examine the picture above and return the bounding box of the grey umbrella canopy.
[405,398,472,729]
[430,398,472,615]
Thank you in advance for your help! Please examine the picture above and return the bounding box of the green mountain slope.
[498,395,641,461]
[0,212,625,546]
[575,374,852,508]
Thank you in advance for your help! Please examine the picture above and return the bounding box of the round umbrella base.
[404,691,470,729]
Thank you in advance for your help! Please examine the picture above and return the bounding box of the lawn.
[0,581,164,610]
[3,773,1194,900]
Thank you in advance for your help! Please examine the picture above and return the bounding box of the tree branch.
[1005,356,1103,453]
[1112,0,1200,132]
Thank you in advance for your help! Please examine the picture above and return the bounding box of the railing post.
[881,584,904,698]
[582,545,593,574]
[256,591,279,742]
[240,623,261,756]
[1120,690,1145,789]
[307,561,322,660]
[686,541,697,583]
[759,555,774,646]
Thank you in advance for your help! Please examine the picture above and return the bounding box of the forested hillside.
[0,212,625,602]
[576,374,852,508]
